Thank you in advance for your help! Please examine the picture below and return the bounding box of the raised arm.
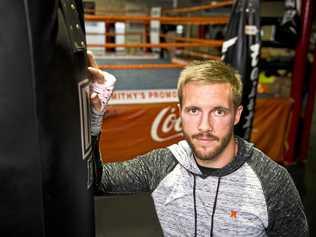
[94,145,178,195]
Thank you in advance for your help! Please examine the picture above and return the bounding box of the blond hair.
[177,60,242,107]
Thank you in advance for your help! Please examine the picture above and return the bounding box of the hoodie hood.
[167,136,255,177]
[167,140,202,175]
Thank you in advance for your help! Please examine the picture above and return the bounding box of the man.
[93,60,308,236]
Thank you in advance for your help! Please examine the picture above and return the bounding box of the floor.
[95,195,162,237]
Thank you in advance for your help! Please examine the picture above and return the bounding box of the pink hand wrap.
[90,71,116,136]
[90,71,116,112]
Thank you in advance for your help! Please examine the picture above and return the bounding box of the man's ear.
[234,105,243,125]
[178,103,184,117]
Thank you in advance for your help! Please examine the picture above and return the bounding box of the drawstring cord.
[210,177,221,237]
[193,175,197,237]
[193,175,221,237]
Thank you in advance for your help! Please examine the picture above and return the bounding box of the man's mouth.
[193,133,219,142]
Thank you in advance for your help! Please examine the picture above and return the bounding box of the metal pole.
[284,0,313,164]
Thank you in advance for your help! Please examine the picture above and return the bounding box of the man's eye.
[214,109,225,116]
[188,108,199,115]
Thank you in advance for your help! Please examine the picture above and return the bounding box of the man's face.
[180,81,242,163]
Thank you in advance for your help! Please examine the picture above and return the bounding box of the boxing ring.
[85,1,294,164]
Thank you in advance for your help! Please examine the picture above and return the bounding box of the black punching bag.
[0,1,45,235]
[221,0,261,140]
[0,0,95,236]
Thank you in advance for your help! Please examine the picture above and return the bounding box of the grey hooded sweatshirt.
[96,137,308,236]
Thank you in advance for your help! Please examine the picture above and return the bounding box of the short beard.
[184,130,233,161]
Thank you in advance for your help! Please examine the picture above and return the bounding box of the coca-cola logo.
[151,106,183,142]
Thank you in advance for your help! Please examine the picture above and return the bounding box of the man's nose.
[198,112,213,132]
